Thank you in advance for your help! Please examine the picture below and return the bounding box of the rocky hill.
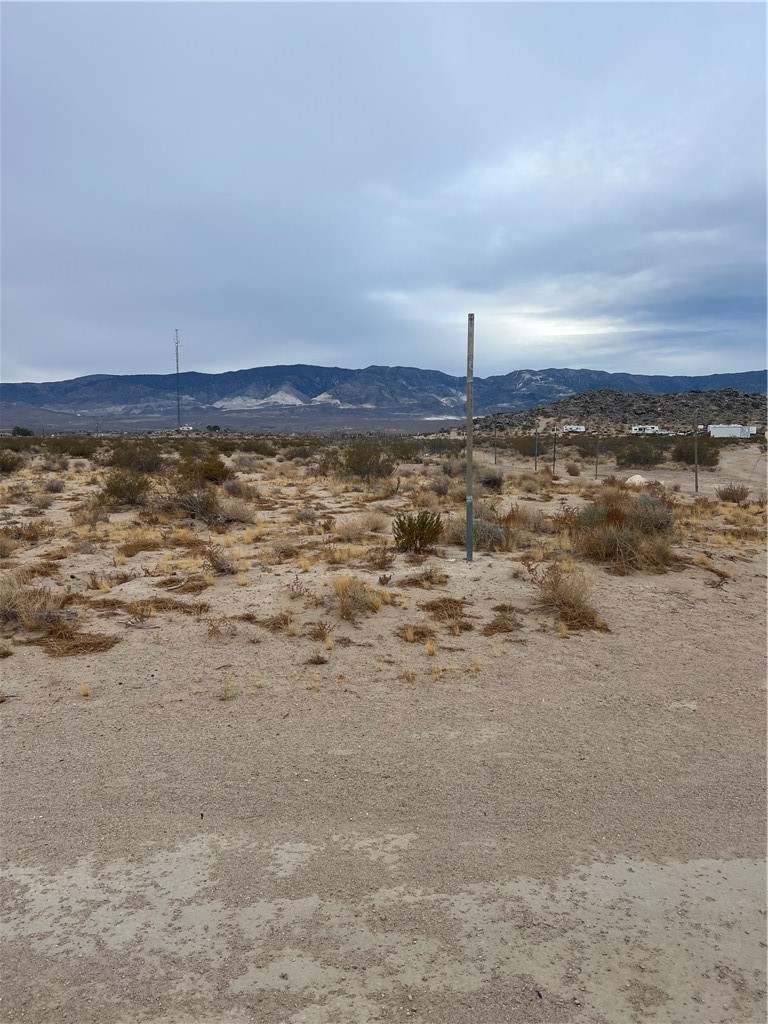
[1,364,765,430]
[476,388,767,432]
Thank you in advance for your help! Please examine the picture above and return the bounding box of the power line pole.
[174,329,181,431]
[465,313,474,563]
[693,408,699,494]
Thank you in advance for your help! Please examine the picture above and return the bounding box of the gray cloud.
[1,2,764,382]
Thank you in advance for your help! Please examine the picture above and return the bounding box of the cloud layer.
[2,3,765,381]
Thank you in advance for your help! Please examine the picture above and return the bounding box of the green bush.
[109,440,164,474]
[103,469,153,505]
[176,452,233,485]
[11,426,33,437]
[615,440,667,469]
[393,511,443,553]
[342,440,395,480]
[44,436,100,458]
[672,437,719,467]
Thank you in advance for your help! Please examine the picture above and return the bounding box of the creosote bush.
[341,440,395,481]
[392,511,443,553]
[109,440,164,474]
[0,451,24,474]
[103,469,154,506]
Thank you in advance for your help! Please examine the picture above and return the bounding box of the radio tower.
[174,329,181,430]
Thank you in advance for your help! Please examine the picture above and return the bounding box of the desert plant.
[109,439,164,474]
[0,572,69,631]
[716,483,750,504]
[672,437,719,467]
[392,511,443,553]
[0,451,24,474]
[203,543,238,575]
[529,562,608,630]
[329,575,382,620]
[565,461,581,477]
[43,478,65,493]
[479,470,504,493]
[341,440,395,481]
[177,452,234,485]
[103,469,153,506]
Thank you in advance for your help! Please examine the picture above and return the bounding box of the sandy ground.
[0,444,766,1024]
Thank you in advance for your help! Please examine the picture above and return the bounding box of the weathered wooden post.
[466,314,474,562]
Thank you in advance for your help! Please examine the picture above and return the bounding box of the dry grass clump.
[482,605,523,635]
[0,451,25,474]
[565,461,582,477]
[334,517,366,542]
[395,623,437,643]
[399,567,449,589]
[419,597,473,634]
[0,640,13,658]
[0,520,55,543]
[155,574,212,594]
[358,510,389,533]
[217,496,255,524]
[715,483,750,504]
[87,570,137,591]
[38,622,121,658]
[529,562,608,631]
[0,572,69,631]
[0,535,18,559]
[304,620,335,641]
[118,531,165,558]
[43,477,65,494]
[257,611,294,633]
[329,575,384,620]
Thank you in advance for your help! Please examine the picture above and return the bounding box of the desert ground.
[0,435,766,1024]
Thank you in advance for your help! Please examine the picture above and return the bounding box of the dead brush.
[87,570,137,591]
[395,623,437,643]
[329,575,383,620]
[419,597,474,634]
[528,562,608,631]
[38,622,122,658]
[155,574,212,594]
[367,545,396,570]
[482,605,524,636]
[399,566,449,589]
[118,531,165,558]
[304,620,335,641]
[202,543,238,575]
[206,616,238,639]
[287,575,310,600]
[258,611,294,633]
[715,483,751,504]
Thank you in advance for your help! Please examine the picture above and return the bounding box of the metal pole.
[693,409,699,494]
[175,329,181,431]
[534,424,539,471]
[465,313,474,563]
[493,421,497,465]
[552,428,557,475]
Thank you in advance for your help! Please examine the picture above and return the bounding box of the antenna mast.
[174,329,181,430]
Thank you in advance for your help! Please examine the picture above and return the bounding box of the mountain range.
[1,364,765,430]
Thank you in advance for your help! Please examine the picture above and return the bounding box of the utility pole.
[465,313,474,563]
[534,423,539,471]
[693,408,699,494]
[552,428,557,475]
[175,329,181,431]
[493,420,497,465]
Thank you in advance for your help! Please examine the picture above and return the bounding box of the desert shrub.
[0,450,24,474]
[530,562,607,630]
[222,477,259,500]
[177,452,233,485]
[393,511,443,553]
[43,477,65,493]
[163,479,223,526]
[109,440,164,474]
[295,504,317,525]
[0,535,18,558]
[615,439,667,469]
[103,469,153,506]
[330,575,382,620]
[428,475,451,497]
[565,461,581,477]
[11,426,34,437]
[671,437,719,467]
[217,496,254,524]
[334,517,366,542]
[44,436,100,458]
[479,470,504,493]
[716,483,750,504]
[203,543,238,575]
[342,440,395,480]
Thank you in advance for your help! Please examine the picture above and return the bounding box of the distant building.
[630,425,663,435]
[708,424,755,439]
[562,424,586,433]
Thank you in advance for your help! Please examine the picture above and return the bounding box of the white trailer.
[631,425,662,435]
[562,424,586,433]
[708,424,751,439]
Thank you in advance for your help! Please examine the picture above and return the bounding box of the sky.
[1,1,765,383]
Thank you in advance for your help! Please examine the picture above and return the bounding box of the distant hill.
[1,364,765,429]
[475,388,768,432]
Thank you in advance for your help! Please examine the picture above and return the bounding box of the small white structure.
[708,424,752,439]
[562,424,586,433]
[631,425,663,435]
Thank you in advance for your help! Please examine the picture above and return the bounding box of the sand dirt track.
[0,445,766,1023]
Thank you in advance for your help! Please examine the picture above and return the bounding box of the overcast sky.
[2,2,765,383]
